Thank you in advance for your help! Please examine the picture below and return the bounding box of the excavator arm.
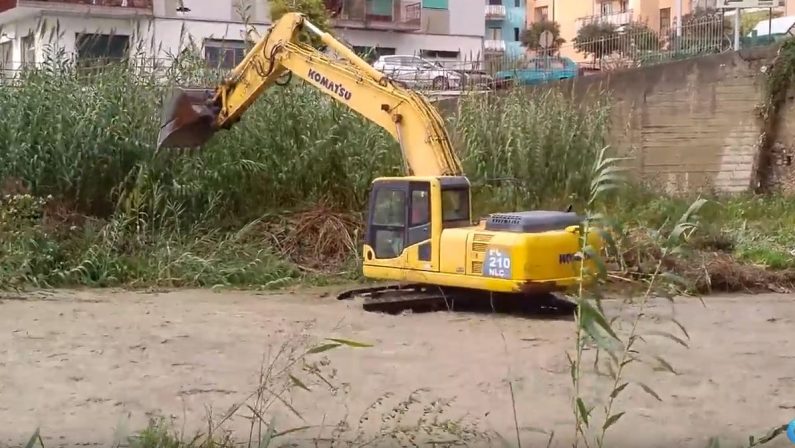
[156,12,463,177]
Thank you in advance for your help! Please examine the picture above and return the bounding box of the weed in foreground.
[20,329,495,448]
[567,147,789,448]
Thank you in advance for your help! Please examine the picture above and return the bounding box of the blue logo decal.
[483,248,512,279]
[787,419,795,444]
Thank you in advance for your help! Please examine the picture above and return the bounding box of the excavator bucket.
[156,88,219,152]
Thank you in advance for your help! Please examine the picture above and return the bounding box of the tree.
[521,20,565,54]
[620,21,660,52]
[573,21,660,67]
[671,7,731,53]
[268,0,333,47]
[573,22,620,59]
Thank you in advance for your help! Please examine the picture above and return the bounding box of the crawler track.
[337,283,578,317]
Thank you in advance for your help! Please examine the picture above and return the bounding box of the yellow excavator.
[156,12,602,314]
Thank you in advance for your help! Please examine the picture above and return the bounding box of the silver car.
[372,55,462,90]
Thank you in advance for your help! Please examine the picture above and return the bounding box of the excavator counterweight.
[156,88,219,151]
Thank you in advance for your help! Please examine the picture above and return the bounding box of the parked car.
[493,56,582,88]
[372,55,463,90]
[456,69,494,90]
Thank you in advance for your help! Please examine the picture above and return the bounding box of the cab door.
[363,180,435,274]
[366,182,409,267]
[406,181,434,271]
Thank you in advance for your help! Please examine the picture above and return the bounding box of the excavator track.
[337,283,578,317]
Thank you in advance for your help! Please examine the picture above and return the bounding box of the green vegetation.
[15,138,791,448]
[0,48,620,289]
[5,6,794,448]
[573,21,659,60]
[520,20,565,54]
[755,39,795,193]
[268,0,332,47]
[0,23,792,294]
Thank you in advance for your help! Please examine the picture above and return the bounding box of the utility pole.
[676,0,683,36]
[734,7,741,50]
[552,0,555,22]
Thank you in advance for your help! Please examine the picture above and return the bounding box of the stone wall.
[553,45,785,194]
[439,44,795,195]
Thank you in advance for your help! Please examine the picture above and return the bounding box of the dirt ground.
[1,287,794,448]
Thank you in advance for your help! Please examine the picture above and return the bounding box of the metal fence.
[438,13,783,77]
[0,15,786,92]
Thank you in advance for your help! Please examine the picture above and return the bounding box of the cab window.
[371,188,406,259]
[410,187,430,226]
[441,188,469,223]
[372,189,406,226]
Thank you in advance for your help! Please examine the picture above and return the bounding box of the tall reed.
[0,47,615,287]
[455,87,613,214]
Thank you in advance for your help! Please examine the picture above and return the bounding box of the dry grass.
[256,202,363,273]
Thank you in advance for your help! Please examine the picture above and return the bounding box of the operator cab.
[364,176,471,262]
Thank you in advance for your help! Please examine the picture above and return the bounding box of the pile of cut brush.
[255,200,363,273]
[612,228,795,295]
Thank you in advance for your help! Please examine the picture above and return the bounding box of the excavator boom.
[156,12,463,177]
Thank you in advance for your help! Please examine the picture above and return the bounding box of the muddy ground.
[1,288,794,448]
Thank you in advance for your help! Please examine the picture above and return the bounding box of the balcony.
[333,0,422,31]
[0,0,152,20]
[484,39,506,54]
[576,9,634,32]
[485,4,506,20]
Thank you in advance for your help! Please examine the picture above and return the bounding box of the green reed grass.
[0,45,615,288]
[455,87,612,215]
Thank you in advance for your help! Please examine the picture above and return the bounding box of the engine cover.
[484,210,582,233]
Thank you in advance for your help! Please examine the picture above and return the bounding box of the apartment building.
[333,0,485,62]
[525,0,728,60]
[484,0,527,59]
[0,0,485,74]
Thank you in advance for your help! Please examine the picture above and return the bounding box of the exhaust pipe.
[156,88,220,153]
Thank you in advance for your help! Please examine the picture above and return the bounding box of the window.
[419,49,460,59]
[371,188,406,259]
[532,58,565,70]
[75,33,130,66]
[514,0,521,7]
[514,27,520,41]
[204,39,246,70]
[410,188,430,226]
[600,2,611,15]
[400,56,436,69]
[534,6,548,22]
[660,8,671,35]
[373,189,406,226]
[408,184,431,247]
[486,27,503,40]
[441,188,469,223]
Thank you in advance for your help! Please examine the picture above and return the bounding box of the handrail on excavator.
[156,12,463,177]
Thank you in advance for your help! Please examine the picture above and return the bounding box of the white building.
[0,0,485,73]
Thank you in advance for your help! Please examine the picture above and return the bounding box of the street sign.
[716,0,783,8]
[539,30,554,49]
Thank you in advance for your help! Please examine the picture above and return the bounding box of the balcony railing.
[576,9,634,32]
[484,39,506,53]
[334,0,421,30]
[1,0,153,14]
[485,4,506,19]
